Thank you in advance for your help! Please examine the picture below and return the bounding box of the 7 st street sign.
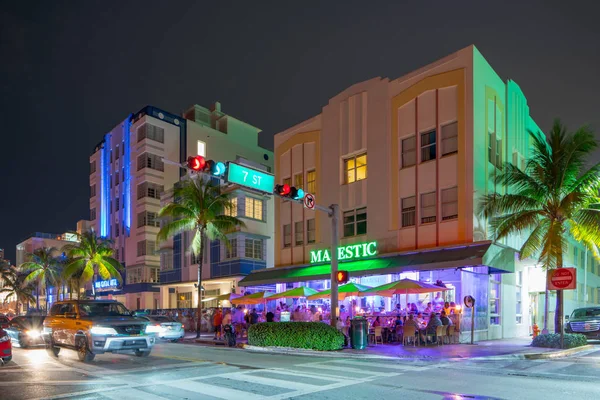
[226,162,275,194]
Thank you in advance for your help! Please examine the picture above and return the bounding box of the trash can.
[350,317,369,350]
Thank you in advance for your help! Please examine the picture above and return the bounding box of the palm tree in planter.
[62,231,123,298]
[481,120,600,344]
[157,177,244,338]
[0,273,36,316]
[20,247,61,312]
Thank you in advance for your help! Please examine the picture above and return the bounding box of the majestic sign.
[547,268,576,290]
[226,162,275,194]
[309,241,377,264]
[94,278,118,290]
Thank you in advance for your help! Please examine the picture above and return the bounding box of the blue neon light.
[123,115,132,234]
[100,134,112,237]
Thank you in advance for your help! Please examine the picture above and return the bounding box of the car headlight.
[145,324,163,333]
[90,326,118,335]
[26,330,41,338]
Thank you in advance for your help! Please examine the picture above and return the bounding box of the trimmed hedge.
[531,333,587,349]
[248,322,345,351]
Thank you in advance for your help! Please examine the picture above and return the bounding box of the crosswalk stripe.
[100,388,168,400]
[166,380,266,400]
[258,368,349,382]
[525,361,574,373]
[316,359,430,371]
[226,372,319,391]
[293,363,400,377]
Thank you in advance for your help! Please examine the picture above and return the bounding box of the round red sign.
[550,268,574,289]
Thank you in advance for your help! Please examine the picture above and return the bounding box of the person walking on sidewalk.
[213,309,223,340]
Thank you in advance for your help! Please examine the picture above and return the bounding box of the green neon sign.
[226,162,275,194]
[309,241,377,264]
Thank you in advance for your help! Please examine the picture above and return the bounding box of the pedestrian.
[250,308,259,325]
[213,308,223,340]
[266,311,274,322]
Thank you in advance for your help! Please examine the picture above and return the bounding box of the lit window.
[344,153,367,184]
[294,173,303,189]
[441,187,458,220]
[283,177,291,186]
[307,170,316,194]
[197,140,206,157]
[307,219,316,244]
[244,197,263,220]
[295,221,304,246]
[225,197,238,217]
[402,137,416,168]
[441,122,458,155]
[420,192,436,224]
[401,196,416,227]
[283,224,291,248]
[420,130,436,162]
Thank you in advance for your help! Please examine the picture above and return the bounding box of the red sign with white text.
[547,268,576,290]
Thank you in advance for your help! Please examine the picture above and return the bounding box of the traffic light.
[336,270,349,284]
[186,156,226,177]
[274,184,305,201]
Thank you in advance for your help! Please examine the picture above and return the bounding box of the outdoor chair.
[369,326,383,345]
[395,325,403,343]
[402,326,417,347]
[435,325,445,346]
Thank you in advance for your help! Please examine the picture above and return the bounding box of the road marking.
[293,363,400,377]
[166,380,266,399]
[526,361,575,373]
[226,372,319,391]
[0,380,112,386]
[100,387,168,400]
[312,359,431,371]
[255,368,348,382]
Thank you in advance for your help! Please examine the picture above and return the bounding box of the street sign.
[226,162,275,194]
[547,268,576,290]
[464,295,475,308]
[304,193,315,209]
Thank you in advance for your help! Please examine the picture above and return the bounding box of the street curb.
[241,344,400,360]
[463,345,595,361]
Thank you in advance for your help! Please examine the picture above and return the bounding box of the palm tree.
[62,231,123,298]
[0,258,15,282]
[0,273,36,316]
[157,177,244,338]
[20,247,61,312]
[481,120,600,345]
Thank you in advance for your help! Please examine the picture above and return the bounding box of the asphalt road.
[1,341,599,400]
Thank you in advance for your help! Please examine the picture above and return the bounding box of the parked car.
[143,315,185,342]
[565,307,600,339]
[5,316,45,348]
[0,328,12,364]
[42,300,154,362]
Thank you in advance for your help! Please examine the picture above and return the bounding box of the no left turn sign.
[304,193,315,210]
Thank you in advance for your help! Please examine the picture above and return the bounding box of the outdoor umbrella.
[359,278,449,312]
[306,283,371,301]
[215,292,241,302]
[274,286,319,298]
[230,291,275,305]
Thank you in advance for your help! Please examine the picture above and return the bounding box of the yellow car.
[42,300,155,362]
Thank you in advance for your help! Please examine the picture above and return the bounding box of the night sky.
[1,1,599,263]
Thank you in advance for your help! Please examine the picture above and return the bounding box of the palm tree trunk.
[36,282,40,310]
[196,229,205,339]
[45,277,49,313]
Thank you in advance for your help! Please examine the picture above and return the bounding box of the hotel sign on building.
[309,241,378,264]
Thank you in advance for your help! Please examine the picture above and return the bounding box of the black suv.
[565,307,600,339]
[43,300,154,362]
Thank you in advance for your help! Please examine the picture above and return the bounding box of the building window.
[137,240,156,257]
[283,177,291,187]
[90,184,96,198]
[90,161,96,174]
[137,211,160,228]
[137,153,164,172]
[307,170,316,194]
[149,267,160,283]
[224,197,238,217]
[490,273,501,325]
[115,197,120,212]
[90,208,96,221]
[197,140,206,157]
[137,124,165,144]
[441,122,458,155]
[177,292,192,309]
[516,271,523,324]
[441,187,458,220]
[420,130,436,162]
[496,138,502,167]
[114,224,119,237]
[245,197,263,220]
[401,196,416,227]
[191,250,202,265]
[294,173,303,189]
[295,221,304,246]
[283,224,291,248]
[225,238,238,259]
[161,253,173,271]
[115,248,119,261]
[126,267,142,284]
[343,207,367,237]
[115,145,120,160]
[488,133,502,169]
[420,192,436,224]
[402,137,416,168]
[115,172,119,186]
[344,153,367,184]
[137,182,164,200]
[245,238,263,260]
[307,219,316,244]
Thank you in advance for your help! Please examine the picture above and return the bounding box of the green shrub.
[531,333,587,349]
[248,322,345,351]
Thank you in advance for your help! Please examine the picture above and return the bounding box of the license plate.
[167,326,173,330]
[585,324,591,330]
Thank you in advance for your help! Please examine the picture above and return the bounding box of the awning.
[239,241,511,287]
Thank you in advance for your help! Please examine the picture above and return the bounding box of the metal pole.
[470,305,475,345]
[584,248,588,308]
[329,204,339,328]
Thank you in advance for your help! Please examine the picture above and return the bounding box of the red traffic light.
[187,156,206,171]
[336,271,349,284]
[275,184,291,196]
